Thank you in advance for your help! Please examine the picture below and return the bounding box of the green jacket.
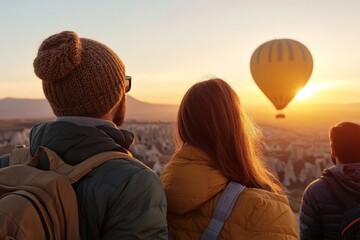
[0,120,168,240]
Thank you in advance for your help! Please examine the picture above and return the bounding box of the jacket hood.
[30,121,134,169]
[161,145,228,215]
[324,163,360,195]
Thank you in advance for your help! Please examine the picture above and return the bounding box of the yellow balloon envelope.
[250,39,313,117]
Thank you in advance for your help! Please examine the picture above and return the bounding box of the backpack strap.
[321,175,357,208]
[29,146,136,184]
[201,181,245,240]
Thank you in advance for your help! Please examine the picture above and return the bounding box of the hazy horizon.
[0,96,358,135]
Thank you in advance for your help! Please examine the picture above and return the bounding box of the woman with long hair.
[161,78,298,239]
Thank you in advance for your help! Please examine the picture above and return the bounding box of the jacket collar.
[30,121,134,169]
[324,163,360,195]
[56,116,117,128]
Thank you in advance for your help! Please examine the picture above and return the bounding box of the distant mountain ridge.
[0,98,53,119]
[0,97,358,133]
[0,96,178,122]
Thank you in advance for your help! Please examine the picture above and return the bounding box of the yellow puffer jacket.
[161,145,298,240]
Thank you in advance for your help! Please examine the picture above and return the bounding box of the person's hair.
[176,78,284,194]
[329,122,360,163]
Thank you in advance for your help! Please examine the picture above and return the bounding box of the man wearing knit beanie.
[0,31,168,239]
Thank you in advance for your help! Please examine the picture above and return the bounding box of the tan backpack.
[0,146,133,240]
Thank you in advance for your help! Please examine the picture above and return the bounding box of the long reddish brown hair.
[177,78,284,194]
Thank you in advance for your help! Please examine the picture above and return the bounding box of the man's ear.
[331,147,336,158]
[330,145,337,164]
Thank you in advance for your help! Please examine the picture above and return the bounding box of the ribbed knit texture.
[33,31,125,117]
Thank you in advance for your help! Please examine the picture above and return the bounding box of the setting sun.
[295,84,323,100]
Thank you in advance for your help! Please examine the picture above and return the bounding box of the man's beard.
[113,96,126,127]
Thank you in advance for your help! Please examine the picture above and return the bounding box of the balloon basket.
[276,113,286,119]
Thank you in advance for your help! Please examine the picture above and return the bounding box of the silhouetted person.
[161,78,298,239]
[300,121,360,240]
[0,31,167,239]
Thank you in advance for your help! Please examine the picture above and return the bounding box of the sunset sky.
[1,0,360,110]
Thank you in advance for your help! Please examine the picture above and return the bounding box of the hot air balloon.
[250,39,313,118]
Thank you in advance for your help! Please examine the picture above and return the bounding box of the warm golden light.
[295,84,323,100]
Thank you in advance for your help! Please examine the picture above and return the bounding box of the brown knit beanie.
[33,31,125,117]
